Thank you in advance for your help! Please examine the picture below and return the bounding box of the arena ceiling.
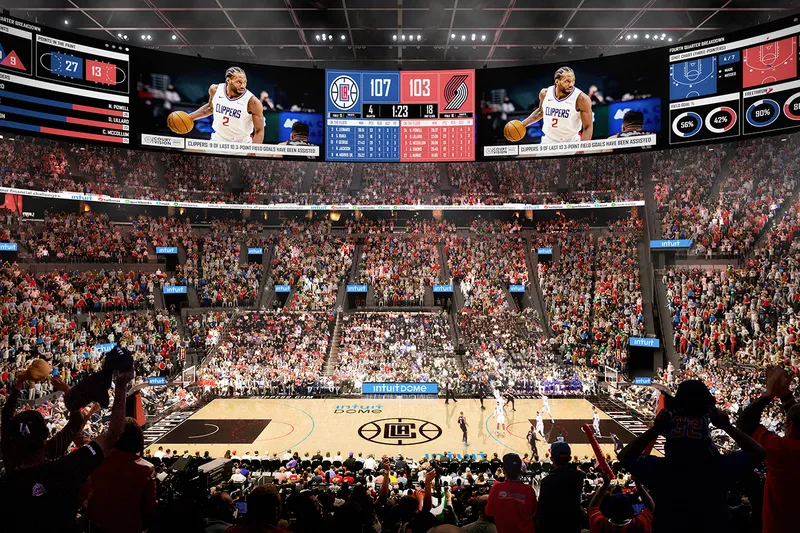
[5,0,800,69]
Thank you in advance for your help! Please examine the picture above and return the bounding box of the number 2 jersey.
[211,83,255,143]
[541,85,584,142]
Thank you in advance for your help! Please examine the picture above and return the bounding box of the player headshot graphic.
[187,66,265,144]
[512,66,593,144]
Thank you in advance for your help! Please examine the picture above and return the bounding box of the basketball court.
[145,398,658,460]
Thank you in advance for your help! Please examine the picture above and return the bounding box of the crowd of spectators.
[537,233,594,364]
[194,231,263,307]
[592,223,645,370]
[446,234,528,313]
[492,159,560,196]
[25,212,130,262]
[567,154,643,200]
[241,160,308,201]
[271,234,354,311]
[356,235,442,306]
[654,145,724,242]
[309,162,353,203]
[332,312,455,390]
[359,163,439,204]
[196,311,333,396]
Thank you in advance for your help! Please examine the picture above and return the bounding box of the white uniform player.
[541,394,554,422]
[540,84,584,144]
[211,82,255,143]
[535,412,545,438]
[592,407,601,436]
[495,397,506,436]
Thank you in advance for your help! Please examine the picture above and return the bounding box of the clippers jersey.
[211,83,255,143]
[541,85,583,142]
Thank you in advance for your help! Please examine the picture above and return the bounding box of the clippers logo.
[330,75,359,110]
[358,417,442,445]
[444,74,469,111]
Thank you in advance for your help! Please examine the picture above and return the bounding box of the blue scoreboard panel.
[326,69,475,162]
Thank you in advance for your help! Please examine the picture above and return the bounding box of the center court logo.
[330,75,359,110]
[358,417,442,446]
[444,74,468,111]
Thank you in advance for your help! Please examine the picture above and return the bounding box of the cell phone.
[235,501,247,515]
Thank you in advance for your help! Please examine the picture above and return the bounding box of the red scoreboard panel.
[399,71,474,161]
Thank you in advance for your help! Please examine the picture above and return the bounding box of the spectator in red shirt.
[225,485,289,533]
[485,453,537,533]
[588,471,654,533]
[84,417,157,533]
[738,367,800,533]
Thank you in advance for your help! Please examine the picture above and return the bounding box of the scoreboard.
[668,22,800,145]
[326,69,475,162]
[0,16,129,145]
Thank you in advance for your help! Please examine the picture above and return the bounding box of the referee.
[458,411,469,444]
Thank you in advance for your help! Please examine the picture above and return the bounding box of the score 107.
[364,103,438,119]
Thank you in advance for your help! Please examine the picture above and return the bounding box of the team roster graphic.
[476,51,660,159]
[325,69,475,162]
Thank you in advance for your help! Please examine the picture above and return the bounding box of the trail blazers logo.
[444,75,469,111]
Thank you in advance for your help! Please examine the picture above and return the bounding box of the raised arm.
[188,84,217,121]
[521,88,548,127]
[93,371,134,456]
[248,95,265,144]
[376,456,391,506]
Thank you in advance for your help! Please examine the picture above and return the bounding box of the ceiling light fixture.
[392,34,397,41]
[172,34,177,40]
[341,35,346,40]
[451,33,456,39]
[471,34,476,41]
[64,20,69,25]
[402,34,406,40]
[409,35,414,41]
[328,34,332,41]
[645,34,649,39]
[625,35,631,40]
[567,37,572,42]
[481,35,486,41]
[417,34,421,40]
[461,35,466,41]
[668,38,673,42]
[633,34,638,39]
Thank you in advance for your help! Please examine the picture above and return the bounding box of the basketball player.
[279,121,315,146]
[607,110,646,138]
[593,406,601,437]
[541,394,554,423]
[495,397,507,437]
[527,426,540,461]
[513,66,593,145]
[458,411,469,444]
[187,66,265,145]
[535,411,546,439]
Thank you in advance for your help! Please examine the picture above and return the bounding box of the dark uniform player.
[504,385,516,411]
[458,412,469,444]
[527,426,540,460]
[478,379,488,410]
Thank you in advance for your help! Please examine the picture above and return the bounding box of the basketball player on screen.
[512,66,593,145]
[187,66,265,144]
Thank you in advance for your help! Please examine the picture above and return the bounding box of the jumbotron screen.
[325,69,475,162]
[476,51,661,160]
[132,49,324,160]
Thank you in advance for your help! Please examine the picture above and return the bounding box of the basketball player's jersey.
[541,85,583,142]
[458,416,466,428]
[211,83,255,143]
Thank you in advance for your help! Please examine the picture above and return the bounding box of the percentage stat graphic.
[35,34,129,94]
[0,23,32,75]
[669,93,740,145]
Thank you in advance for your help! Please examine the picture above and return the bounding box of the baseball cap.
[502,453,522,478]
[550,442,572,463]
[605,493,634,524]
[10,410,48,452]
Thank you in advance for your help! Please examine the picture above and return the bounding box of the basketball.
[28,359,52,381]
[167,111,194,135]
[504,120,526,142]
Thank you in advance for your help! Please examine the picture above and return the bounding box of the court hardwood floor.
[145,398,649,460]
